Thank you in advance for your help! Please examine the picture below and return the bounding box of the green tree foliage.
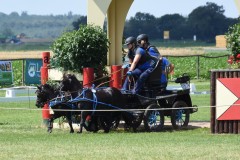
[51,24,110,74]
[188,2,232,42]
[123,2,238,42]
[72,16,87,30]
[156,14,190,40]
[0,27,14,43]
[124,12,157,39]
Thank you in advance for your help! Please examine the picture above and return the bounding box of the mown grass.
[1,88,240,160]
[0,103,240,160]
[1,125,240,160]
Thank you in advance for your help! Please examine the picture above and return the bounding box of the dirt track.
[0,51,53,60]
[54,121,210,131]
[0,47,206,60]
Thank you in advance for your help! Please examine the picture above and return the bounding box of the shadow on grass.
[113,123,206,133]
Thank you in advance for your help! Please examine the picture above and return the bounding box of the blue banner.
[25,59,42,84]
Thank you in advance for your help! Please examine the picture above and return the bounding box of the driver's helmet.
[124,36,136,45]
[137,34,149,43]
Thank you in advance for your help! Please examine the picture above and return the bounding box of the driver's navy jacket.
[135,47,153,71]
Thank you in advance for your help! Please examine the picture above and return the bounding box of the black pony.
[60,74,141,133]
[35,83,83,133]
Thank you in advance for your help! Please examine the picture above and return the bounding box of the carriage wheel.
[171,101,190,129]
[144,104,164,132]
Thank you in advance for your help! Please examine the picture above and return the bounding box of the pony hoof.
[104,130,110,133]
[47,129,52,133]
[70,131,74,133]
[77,131,82,134]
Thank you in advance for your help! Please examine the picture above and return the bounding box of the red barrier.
[41,52,50,127]
[40,67,48,84]
[110,65,122,89]
[83,68,94,88]
[41,52,50,84]
[42,52,50,67]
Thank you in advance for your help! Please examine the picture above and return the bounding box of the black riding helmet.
[124,36,136,45]
[137,34,149,43]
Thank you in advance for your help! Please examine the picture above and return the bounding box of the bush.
[225,21,240,68]
[51,24,110,74]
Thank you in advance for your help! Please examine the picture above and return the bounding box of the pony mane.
[61,74,83,92]
[35,83,59,108]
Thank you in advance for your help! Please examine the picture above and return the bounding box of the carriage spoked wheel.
[143,104,164,132]
[171,101,190,129]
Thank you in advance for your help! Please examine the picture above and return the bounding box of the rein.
[69,87,130,113]
[59,68,128,96]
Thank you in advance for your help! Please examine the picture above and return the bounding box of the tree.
[188,2,226,42]
[72,16,87,30]
[51,24,110,74]
[156,14,190,40]
[9,12,19,17]
[124,12,158,39]
[21,11,28,17]
[0,27,14,38]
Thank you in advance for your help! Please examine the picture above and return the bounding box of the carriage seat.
[143,59,164,91]
[175,73,190,83]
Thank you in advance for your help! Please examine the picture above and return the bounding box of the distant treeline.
[0,2,239,42]
[0,11,79,39]
[124,2,239,42]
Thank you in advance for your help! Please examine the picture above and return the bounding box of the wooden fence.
[210,69,240,134]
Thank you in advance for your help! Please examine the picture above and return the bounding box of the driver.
[122,36,156,94]
[137,34,174,89]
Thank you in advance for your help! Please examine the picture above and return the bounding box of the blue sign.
[25,59,42,84]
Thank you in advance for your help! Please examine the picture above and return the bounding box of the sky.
[0,0,239,19]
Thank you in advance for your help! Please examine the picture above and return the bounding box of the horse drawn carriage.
[36,59,197,133]
[120,59,198,131]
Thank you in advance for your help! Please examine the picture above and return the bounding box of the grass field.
[0,98,240,159]
[1,80,239,159]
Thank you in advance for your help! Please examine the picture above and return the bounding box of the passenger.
[122,36,138,91]
[159,56,175,89]
[122,36,156,94]
[125,36,138,64]
[136,34,160,58]
[137,34,174,89]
